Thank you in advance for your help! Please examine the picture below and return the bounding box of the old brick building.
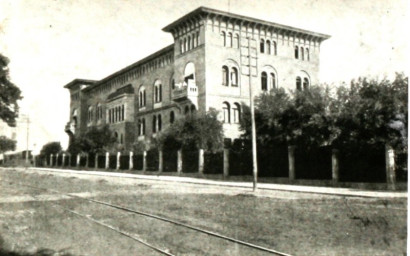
[64,7,330,151]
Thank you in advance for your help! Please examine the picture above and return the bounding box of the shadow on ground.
[0,235,76,256]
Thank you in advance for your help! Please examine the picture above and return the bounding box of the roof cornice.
[162,6,330,40]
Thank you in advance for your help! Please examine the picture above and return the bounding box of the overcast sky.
[0,0,408,153]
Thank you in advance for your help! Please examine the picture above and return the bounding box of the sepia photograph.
[0,0,408,255]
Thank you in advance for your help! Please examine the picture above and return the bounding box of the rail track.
[1,179,293,256]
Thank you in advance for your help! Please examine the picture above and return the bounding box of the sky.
[0,0,408,153]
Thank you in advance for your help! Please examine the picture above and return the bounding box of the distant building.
[64,6,330,151]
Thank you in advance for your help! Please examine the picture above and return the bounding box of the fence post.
[105,152,109,170]
[158,150,163,173]
[385,145,396,190]
[116,152,121,170]
[332,149,339,184]
[288,146,296,181]
[198,149,204,174]
[56,153,60,166]
[95,153,99,169]
[142,151,147,172]
[177,149,182,174]
[129,151,134,170]
[62,153,66,167]
[33,155,36,167]
[223,149,229,177]
[76,154,80,167]
[68,154,71,168]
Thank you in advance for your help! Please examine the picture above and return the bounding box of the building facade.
[64,7,330,151]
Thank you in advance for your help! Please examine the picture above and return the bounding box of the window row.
[138,81,164,108]
[294,46,310,61]
[296,77,310,91]
[114,132,124,144]
[222,102,241,124]
[222,66,238,87]
[260,39,277,55]
[180,31,200,54]
[221,31,240,48]
[261,72,277,91]
[138,111,176,136]
[108,105,125,124]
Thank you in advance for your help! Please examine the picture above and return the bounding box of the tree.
[40,142,62,157]
[67,125,117,154]
[0,136,16,154]
[158,109,224,152]
[0,54,23,127]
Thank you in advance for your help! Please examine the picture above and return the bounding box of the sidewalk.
[18,167,409,198]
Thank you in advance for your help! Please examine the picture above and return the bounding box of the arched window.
[233,103,241,124]
[120,134,123,144]
[303,78,309,90]
[260,39,265,53]
[180,39,184,53]
[222,66,229,86]
[88,106,93,123]
[266,40,271,54]
[234,34,239,48]
[139,86,146,107]
[184,106,190,115]
[231,67,238,87]
[273,41,277,55]
[270,73,276,89]
[296,77,302,91]
[184,62,195,83]
[261,72,268,91]
[187,36,191,51]
[221,31,226,46]
[222,102,230,123]
[301,47,304,60]
[183,38,187,53]
[142,118,145,135]
[72,109,78,127]
[158,114,162,132]
[114,132,118,142]
[196,31,200,46]
[294,46,299,59]
[193,33,197,48]
[190,105,196,113]
[170,111,175,124]
[154,80,162,103]
[306,48,309,61]
[228,32,233,47]
[152,115,157,133]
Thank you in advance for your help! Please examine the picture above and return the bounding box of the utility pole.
[247,37,258,191]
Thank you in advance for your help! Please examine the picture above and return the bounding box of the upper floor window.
[180,39,184,53]
[266,40,271,54]
[306,48,310,61]
[157,114,162,132]
[294,46,299,59]
[138,118,145,136]
[260,39,265,53]
[231,67,238,87]
[222,66,229,86]
[301,47,304,61]
[187,36,191,51]
[221,31,226,47]
[233,34,239,48]
[154,80,162,103]
[152,115,157,133]
[296,77,302,91]
[222,102,230,123]
[273,41,277,55]
[227,32,233,48]
[193,33,197,48]
[139,86,146,108]
[261,72,268,91]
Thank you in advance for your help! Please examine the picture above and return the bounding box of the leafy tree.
[0,136,16,154]
[331,73,408,150]
[158,109,224,152]
[40,142,62,157]
[0,54,23,127]
[68,125,117,154]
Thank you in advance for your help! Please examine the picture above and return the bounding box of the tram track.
[1,179,293,256]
